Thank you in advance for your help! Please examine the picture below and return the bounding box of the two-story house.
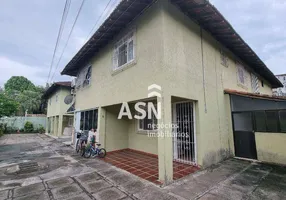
[273,74,286,96]
[43,81,74,137]
[61,0,286,184]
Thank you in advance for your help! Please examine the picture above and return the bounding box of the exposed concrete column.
[58,115,63,137]
[53,116,58,136]
[50,117,54,135]
[46,117,49,134]
[98,107,106,148]
[157,94,173,184]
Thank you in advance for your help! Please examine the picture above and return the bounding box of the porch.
[101,149,199,185]
[46,114,74,137]
[98,95,199,184]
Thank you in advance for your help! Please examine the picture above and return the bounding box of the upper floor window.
[251,73,260,93]
[236,63,247,86]
[220,49,229,67]
[113,30,135,70]
[76,65,92,89]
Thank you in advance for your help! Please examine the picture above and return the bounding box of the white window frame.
[137,104,158,131]
[113,30,135,71]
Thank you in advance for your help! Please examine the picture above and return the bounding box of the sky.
[0,0,285,87]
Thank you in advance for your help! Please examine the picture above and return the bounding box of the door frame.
[172,101,197,165]
[231,111,258,159]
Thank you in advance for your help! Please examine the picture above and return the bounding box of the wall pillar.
[46,117,49,134]
[53,116,58,136]
[157,94,173,184]
[98,107,106,148]
[50,117,54,135]
[58,115,63,137]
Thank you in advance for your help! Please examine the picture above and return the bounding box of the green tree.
[0,93,19,118]
[3,77,46,115]
[4,76,36,94]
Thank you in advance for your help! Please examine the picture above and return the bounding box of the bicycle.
[84,143,106,158]
[75,132,88,157]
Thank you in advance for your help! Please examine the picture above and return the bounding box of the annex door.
[232,112,257,159]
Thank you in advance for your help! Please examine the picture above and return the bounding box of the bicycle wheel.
[98,148,106,158]
[75,140,80,153]
[80,145,86,157]
[84,147,92,158]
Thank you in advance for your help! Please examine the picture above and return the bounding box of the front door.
[173,102,196,164]
[232,112,257,159]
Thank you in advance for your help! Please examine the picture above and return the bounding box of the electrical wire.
[50,0,86,83]
[84,0,114,43]
[46,0,71,84]
[76,0,136,62]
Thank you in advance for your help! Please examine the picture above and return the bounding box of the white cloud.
[0,56,48,86]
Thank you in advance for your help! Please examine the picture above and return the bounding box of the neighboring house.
[273,74,286,96]
[61,0,285,184]
[42,82,74,137]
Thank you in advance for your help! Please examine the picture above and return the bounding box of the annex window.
[254,111,266,132]
[252,110,286,133]
[237,63,247,86]
[251,73,260,93]
[279,111,286,132]
[138,104,158,131]
[220,49,229,67]
[113,31,135,70]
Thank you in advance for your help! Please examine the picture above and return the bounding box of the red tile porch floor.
[100,149,199,185]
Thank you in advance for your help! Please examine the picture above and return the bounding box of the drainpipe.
[200,27,207,113]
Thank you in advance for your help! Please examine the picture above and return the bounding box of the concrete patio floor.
[0,134,285,200]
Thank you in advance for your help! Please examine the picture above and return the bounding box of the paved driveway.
[0,134,285,200]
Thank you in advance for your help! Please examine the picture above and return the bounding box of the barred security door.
[173,102,196,164]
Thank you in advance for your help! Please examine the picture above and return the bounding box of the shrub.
[0,123,7,134]
[38,125,45,134]
[24,121,34,133]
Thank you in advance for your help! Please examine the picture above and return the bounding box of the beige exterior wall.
[73,0,275,173]
[47,88,71,117]
[255,132,286,165]
[46,87,72,136]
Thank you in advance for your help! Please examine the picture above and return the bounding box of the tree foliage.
[0,93,19,118]
[4,76,35,93]
[2,76,46,115]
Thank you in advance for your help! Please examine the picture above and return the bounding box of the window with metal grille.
[251,73,260,93]
[113,31,135,70]
[220,49,228,67]
[76,65,92,89]
[80,109,98,131]
[237,63,247,86]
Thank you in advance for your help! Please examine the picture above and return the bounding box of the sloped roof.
[61,0,282,88]
[42,81,71,99]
